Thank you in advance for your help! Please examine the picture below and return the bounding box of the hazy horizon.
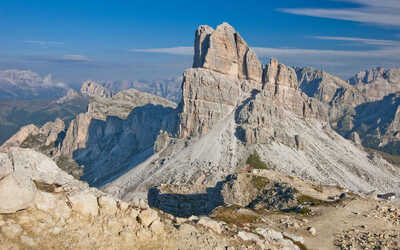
[1,0,400,88]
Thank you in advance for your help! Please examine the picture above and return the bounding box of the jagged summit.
[193,22,263,82]
[80,80,113,98]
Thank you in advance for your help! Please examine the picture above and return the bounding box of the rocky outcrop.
[80,80,113,98]
[0,148,77,213]
[0,118,65,155]
[0,124,40,151]
[193,22,262,82]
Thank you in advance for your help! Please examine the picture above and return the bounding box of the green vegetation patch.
[297,195,324,206]
[246,152,269,170]
[251,176,270,190]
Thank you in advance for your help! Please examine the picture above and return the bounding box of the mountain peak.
[193,22,262,82]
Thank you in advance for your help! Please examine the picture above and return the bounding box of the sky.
[1,0,400,88]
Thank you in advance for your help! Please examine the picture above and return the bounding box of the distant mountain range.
[0,70,69,100]
[91,77,182,103]
[297,66,400,155]
[0,70,182,145]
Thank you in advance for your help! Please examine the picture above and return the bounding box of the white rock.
[119,200,130,211]
[98,195,118,215]
[8,147,74,186]
[34,191,57,212]
[20,235,37,247]
[0,174,36,213]
[139,199,149,209]
[1,223,23,239]
[238,231,261,242]
[307,226,317,236]
[256,227,283,241]
[0,153,13,178]
[68,191,98,217]
[139,209,158,227]
[149,219,164,233]
[54,198,71,219]
[130,208,140,218]
[197,216,225,234]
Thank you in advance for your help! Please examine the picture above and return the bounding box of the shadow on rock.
[147,180,228,218]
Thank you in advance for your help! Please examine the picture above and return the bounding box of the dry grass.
[210,206,258,226]
[33,180,61,193]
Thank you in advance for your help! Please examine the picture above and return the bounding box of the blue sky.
[1,0,400,88]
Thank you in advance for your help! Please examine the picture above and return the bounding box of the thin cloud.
[254,46,400,58]
[132,45,400,58]
[312,36,400,47]
[279,0,400,27]
[130,47,193,55]
[24,40,64,48]
[60,55,90,62]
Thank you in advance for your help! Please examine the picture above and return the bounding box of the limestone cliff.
[105,23,400,203]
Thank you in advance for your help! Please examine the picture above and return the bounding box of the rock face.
[297,66,400,154]
[1,88,178,186]
[193,22,262,82]
[296,67,352,103]
[178,68,241,138]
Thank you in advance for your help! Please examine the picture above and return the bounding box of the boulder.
[98,195,118,215]
[197,216,225,234]
[139,209,159,227]
[7,147,75,186]
[238,231,262,242]
[0,174,36,213]
[68,191,99,217]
